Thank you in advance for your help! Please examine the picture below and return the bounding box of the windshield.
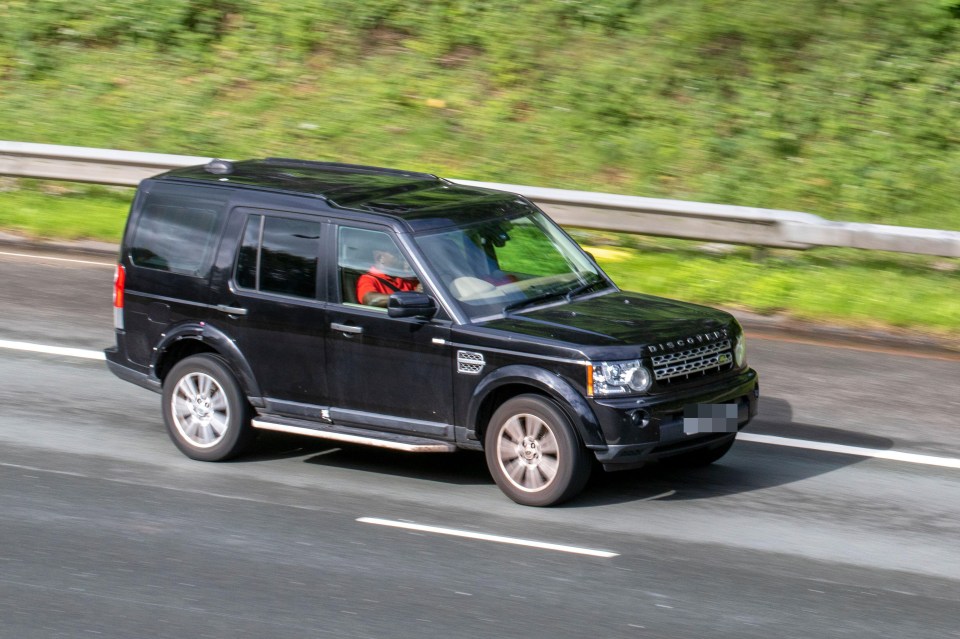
[414,204,609,320]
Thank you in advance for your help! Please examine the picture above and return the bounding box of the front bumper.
[589,368,759,470]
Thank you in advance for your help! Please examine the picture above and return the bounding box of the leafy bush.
[1,0,959,230]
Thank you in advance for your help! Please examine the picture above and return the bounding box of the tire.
[161,354,253,461]
[660,434,736,469]
[484,394,590,507]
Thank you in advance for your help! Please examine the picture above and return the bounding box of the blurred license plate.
[683,403,738,436]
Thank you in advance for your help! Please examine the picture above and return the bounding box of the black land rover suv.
[106,158,758,506]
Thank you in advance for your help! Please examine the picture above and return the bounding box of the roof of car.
[154,158,526,230]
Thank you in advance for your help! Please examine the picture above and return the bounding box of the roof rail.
[263,158,438,181]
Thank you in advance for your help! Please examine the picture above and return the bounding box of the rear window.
[130,185,228,276]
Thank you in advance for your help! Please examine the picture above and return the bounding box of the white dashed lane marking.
[737,433,960,470]
[0,340,105,361]
[0,251,114,267]
[356,517,620,558]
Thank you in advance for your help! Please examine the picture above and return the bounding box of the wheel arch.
[151,322,264,406]
[467,364,605,449]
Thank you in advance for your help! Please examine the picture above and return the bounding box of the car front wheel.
[484,394,590,507]
[162,354,253,461]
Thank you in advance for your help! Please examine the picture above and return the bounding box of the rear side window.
[235,214,322,299]
[130,185,227,276]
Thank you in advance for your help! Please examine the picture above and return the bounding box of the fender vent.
[457,350,485,374]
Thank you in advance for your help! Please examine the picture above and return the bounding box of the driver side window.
[337,227,421,308]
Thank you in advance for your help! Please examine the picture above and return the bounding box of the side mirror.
[387,291,438,319]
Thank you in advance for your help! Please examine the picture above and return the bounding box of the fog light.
[630,409,651,428]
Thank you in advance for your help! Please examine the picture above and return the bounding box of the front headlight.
[588,360,652,397]
[734,335,747,368]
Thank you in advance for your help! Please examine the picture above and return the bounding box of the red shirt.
[356,267,419,303]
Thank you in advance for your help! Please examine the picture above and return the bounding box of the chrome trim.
[331,322,363,334]
[216,304,247,316]
[251,420,456,453]
[652,340,734,380]
[647,329,730,354]
[651,339,731,365]
[457,350,485,374]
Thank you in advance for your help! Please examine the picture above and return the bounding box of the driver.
[356,242,421,307]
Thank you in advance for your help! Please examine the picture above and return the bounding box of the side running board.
[251,417,457,453]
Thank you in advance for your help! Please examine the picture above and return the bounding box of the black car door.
[213,208,329,412]
[324,223,454,437]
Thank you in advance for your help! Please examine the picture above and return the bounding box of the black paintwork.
[479,291,733,351]
[106,159,758,471]
[156,159,522,232]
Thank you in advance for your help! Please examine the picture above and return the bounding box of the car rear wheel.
[484,395,590,507]
[162,354,253,461]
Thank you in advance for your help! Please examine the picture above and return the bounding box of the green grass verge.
[2,183,957,339]
[0,181,131,240]
[574,234,960,338]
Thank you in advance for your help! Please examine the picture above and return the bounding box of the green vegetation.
[1,1,958,339]
[0,180,130,239]
[574,235,960,339]
[2,0,960,228]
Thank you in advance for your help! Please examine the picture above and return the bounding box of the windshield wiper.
[503,289,567,314]
[503,276,607,315]
[564,275,606,301]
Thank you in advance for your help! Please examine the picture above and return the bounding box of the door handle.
[216,304,248,316]
[331,322,363,335]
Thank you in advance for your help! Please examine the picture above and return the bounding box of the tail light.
[113,264,125,330]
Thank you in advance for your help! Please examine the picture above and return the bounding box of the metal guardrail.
[2,141,958,257]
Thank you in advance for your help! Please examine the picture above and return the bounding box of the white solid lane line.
[737,432,960,470]
[0,250,114,267]
[357,517,619,558]
[0,340,105,360]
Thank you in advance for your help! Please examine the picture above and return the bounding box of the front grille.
[652,339,733,382]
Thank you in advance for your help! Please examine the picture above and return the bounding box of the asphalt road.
[1,248,959,639]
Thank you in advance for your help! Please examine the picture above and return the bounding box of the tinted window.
[235,214,322,299]
[415,210,602,319]
[130,186,226,276]
[236,215,262,290]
